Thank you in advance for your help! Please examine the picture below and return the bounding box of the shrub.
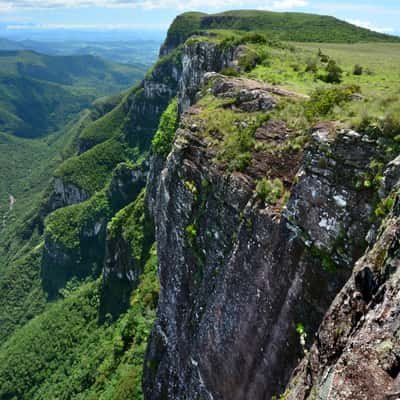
[353,64,363,76]
[356,109,400,139]
[220,67,240,77]
[256,178,284,205]
[239,51,262,72]
[185,224,197,242]
[318,49,330,63]
[152,98,179,159]
[305,85,359,121]
[238,48,268,72]
[221,128,255,172]
[320,60,343,84]
[305,59,318,73]
[240,32,268,44]
[229,152,252,172]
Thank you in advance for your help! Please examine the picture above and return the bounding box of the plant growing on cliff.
[152,98,179,159]
[108,190,153,266]
[185,224,198,242]
[296,322,308,352]
[256,178,285,205]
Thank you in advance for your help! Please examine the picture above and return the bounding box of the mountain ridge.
[161,10,400,54]
[0,11,399,400]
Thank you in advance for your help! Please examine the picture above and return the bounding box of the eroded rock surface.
[143,75,385,400]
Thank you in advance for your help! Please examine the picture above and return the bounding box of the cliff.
[142,69,395,398]
[1,12,399,400]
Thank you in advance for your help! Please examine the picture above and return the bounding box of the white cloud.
[0,0,309,10]
[272,0,309,10]
[7,22,166,29]
[346,18,394,34]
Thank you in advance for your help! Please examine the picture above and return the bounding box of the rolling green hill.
[163,10,400,51]
[0,51,146,138]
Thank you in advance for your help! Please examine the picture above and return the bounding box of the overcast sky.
[0,0,399,38]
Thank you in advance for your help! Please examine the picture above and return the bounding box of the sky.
[0,0,399,41]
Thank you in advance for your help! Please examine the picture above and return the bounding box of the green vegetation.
[0,39,161,66]
[185,224,198,242]
[54,137,129,194]
[152,98,179,158]
[0,245,158,400]
[165,10,400,51]
[45,190,111,251]
[1,10,400,400]
[310,245,339,273]
[256,178,286,206]
[108,190,153,266]
[0,246,46,345]
[305,85,358,121]
[0,51,145,138]
[78,99,127,147]
[191,94,268,172]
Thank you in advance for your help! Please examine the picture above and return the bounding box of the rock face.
[143,76,385,399]
[285,193,400,400]
[283,159,400,400]
[178,43,236,111]
[50,178,90,210]
[41,37,238,304]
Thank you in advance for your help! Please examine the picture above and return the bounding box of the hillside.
[0,50,146,137]
[0,10,399,400]
[162,10,400,52]
[0,39,161,66]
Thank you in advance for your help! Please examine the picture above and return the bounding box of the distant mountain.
[0,38,25,51]
[163,10,400,51]
[0,50,147,138]
[18,40,161,65]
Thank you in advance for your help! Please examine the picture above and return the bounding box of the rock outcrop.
[143,75,386,399]
[284,167,400,400]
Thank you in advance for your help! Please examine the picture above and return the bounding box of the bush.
[220,67,240,77]
[305,85,358,121]
[320,60,342,84]
[221,128,255,172]
[353,64,363,76]
[305,59,318,73]
[152,98,179,159]
[256,178,284,205]
[240,32,268,44]
[318,49,330,63]
[357,111,400,139]
[239,51,263,72]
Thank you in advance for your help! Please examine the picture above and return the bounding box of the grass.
[238,40,400,143]
[164,10,400,52]
[190,94,269,172]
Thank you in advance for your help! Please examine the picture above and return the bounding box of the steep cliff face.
[283,163,400,400]
[41,37,237,303]
[143,74,387,399]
